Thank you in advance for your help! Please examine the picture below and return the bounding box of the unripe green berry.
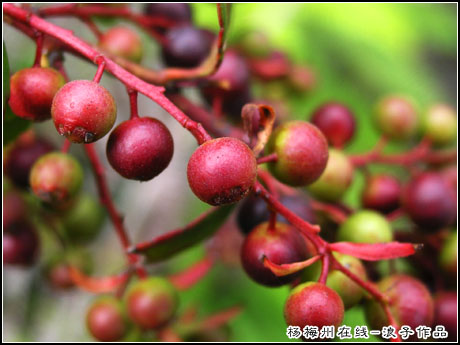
[422,104,457,146]
[439,232,457,276]
[337,210,393,243]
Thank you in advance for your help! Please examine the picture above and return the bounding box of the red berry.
[51,80,117,143]
[362,174,401,214]
[3,222,39,266]
[311,102,356,147]
[9,67,65,121]
[403,172,456,230]
[374,95,418,139]
[144,3,192,23]
[86,296,128,342]
[365,275,434,331]
[3,190,28,229]
[433,292,457,341]
[241,222,310,286]
[124,277,179,330]
[106,117,174,181]
[99,26,143,63]
[284,282,344,329]
[266,121,329,186]
[187,137,257,206]
[47,263,74,290]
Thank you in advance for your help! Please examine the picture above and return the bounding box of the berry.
[47,263,74,290]
[106,117,174,181]
[422,104,457,146]
[29,152,83,206]
[241,222,310,287]
[99,26,143,63]
[361,174,401,214]
[124,277,179,329]
[187,137,257,206]
[51,80,117,143]
[307,149,354,202]
[86,296,128,342]
[311,102,356,147]
[265,121,329,186]
[144,3,192,23]
[337,210,393,243]
[439,232,457,276]
[3,190,28,229]
[374,95,418,139]
[402,172,456,230]
[3,222,39,266]
[302,253,367,309]
[284,282,344,329]
[433,292,457,341]
[9,67,65,121]
[365,275,434,331]
[162,25,214,68]
[4,134,54,188]
[287,65,316,92]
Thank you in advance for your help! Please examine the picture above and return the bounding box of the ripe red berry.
[266,121,329,186]
[241,222,310,287]
[124,277,179,330]
[3,190,28,230]
[422,104,457,146]
[99,26,143,63]
[29,152,83,206]
[9,67,65,121]
[403,172,456,230]
[337,210,393,243]
[4,133,54,188]
[365,275,434,331]
[51,80,117,143]
[47,263,74,290]
[86,296,128,342]
[3,222,39,266]
[362,174,401,214]
[284,282,344,329]
[106,117,174,181]
[374,95,418,139]
[311,102,356,147]
[187,137,257,206]
[144,3,192,23]
[433,292,457,341]
[162,25,214,68]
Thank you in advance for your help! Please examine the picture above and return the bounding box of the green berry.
[337,210,393,243]
[422,104,457,146]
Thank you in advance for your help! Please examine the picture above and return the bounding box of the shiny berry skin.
[266,121,329,186]
[3,222,39,266]
[99,26,143,63]
[307,149,354,202]
[284,282,344,329]
[362,174,401,214]
[9,67,65,121]
[374,95,418,139]
[106,117,174,181]
[51,80,117,143]
[241,222,310,287]
[4,134,54,188]
[144,3,191,22]
[162,25,214,68]
[124,277,179,330]
[86,296,128,342]
[422,104,457,146]
[337,210,393,243]
[311,102,356,147]
[439,232,457,276]
[433,292,457,341]
[403,172,456,230]
[365,275,434,331]
[29,152,83,205]
[187,137,257,206]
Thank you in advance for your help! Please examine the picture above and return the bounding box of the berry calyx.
[265,121,329,186]
[86,296,128,342]
[3,221,39,266]
[9,67,65,121]
[51,80,117,143]
[422,104,457,146]
[241,222,310,287]
[311,102,356,147]
[99,26,143,63]
[187,137,257,206]
[433,292,457,341]
[307,149,354,202]
[106,117,174,181]
[284,282,344,329]
[365,275,434,331]
[374,95,418,139]
[144,3,192,23]
[124,277,179,330]
[29,152,83,206]
[361,174,401,214]
[337,210,393,243]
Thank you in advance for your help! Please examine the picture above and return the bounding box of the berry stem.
[127,88,139,119]
[60,139,71,153]
[92,60,106,83]
[256,153,278,165]
[318,253,330,284]
[82,16,103,39]
[32,30,44,67]
[310,200,348,224]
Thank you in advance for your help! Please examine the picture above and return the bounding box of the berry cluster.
[3,3,457,343]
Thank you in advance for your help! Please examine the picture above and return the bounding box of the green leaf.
[135,204,236,263]
[3,41,10,104]
[4,104,31,146]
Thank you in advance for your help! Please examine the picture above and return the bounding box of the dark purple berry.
[362,174,402,214]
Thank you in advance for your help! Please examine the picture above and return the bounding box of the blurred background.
[3,3,457,342]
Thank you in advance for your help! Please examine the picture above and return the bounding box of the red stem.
[311,200,348,224]
[318,253,330,284]
[60,139,71,153]
[92,60,106,83]
[257,153,278,165]
[128,88,139,119]
[33,31,44,67]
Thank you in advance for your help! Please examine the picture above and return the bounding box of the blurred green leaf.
[3,104,30,146]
